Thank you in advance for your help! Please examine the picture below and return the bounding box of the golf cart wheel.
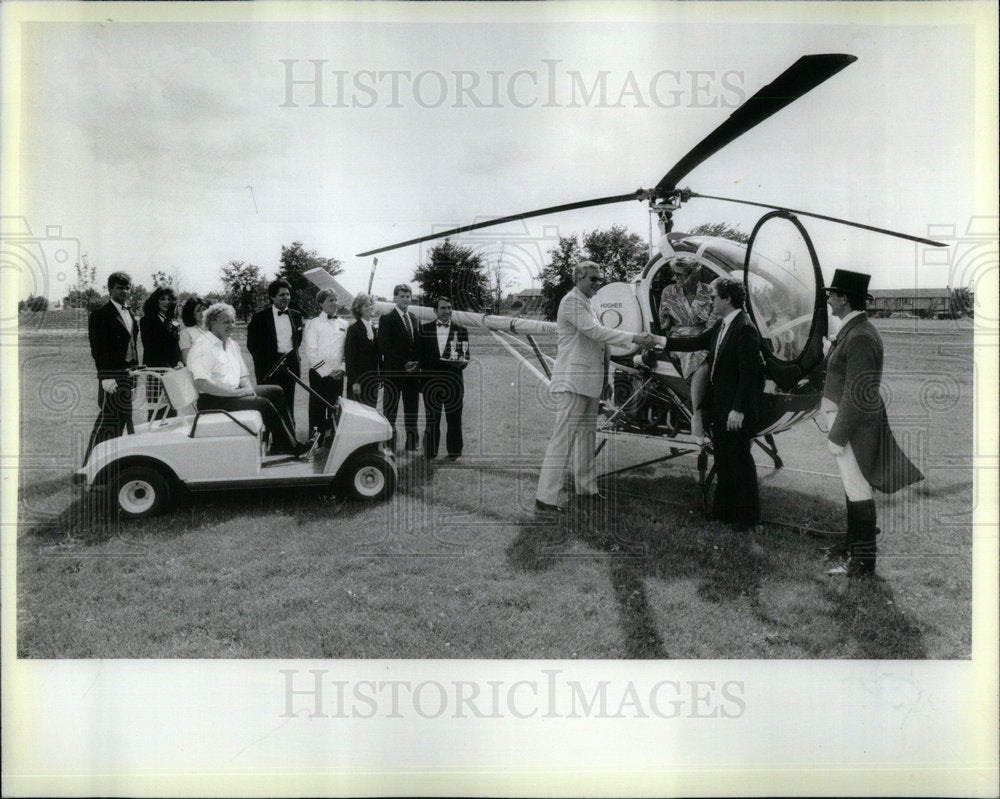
[345,453,395,502]
[111,465,171,519]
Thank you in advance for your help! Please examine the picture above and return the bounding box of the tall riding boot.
[847,499,877,576]
[823,495,854,560]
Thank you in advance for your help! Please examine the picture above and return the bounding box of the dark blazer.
[417,320,469,375]
[88,301,139,380]
[823,312,922,493]
[344,319,380,387]
[139,313,181,368]
[246,305,304,382]
[376,307,420,372]
[669,311,764,421]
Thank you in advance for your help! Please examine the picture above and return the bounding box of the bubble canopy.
[744,211,828,389]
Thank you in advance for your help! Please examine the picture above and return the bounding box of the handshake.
[631,331,664,351]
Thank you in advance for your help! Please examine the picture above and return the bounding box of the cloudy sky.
[8,3,991,302]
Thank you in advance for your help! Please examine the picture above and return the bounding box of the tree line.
[35,221,942,323]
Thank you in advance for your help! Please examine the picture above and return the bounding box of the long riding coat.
[823,312,923,493]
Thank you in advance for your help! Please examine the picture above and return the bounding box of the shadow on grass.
[822,576,927,659]
[18,469,414,545]
[507,475,927,659]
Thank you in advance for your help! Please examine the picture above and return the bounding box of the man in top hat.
[821,268,923,577]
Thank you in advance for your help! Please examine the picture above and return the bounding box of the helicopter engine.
[612,371,678,434]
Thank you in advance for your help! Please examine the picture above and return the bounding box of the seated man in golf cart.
[187,302,308,456]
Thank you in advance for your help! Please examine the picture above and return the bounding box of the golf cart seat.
[158,368,264,438]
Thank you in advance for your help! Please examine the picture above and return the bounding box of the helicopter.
[322,53,945,507]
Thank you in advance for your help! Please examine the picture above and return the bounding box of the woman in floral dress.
[657,255,717,441]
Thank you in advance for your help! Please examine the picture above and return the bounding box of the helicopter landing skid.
[595,429,784,516]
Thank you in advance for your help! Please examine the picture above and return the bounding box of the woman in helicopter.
[657,254,718,441]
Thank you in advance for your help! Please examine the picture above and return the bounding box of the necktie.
[122,305,130,311]
[327,314,336,320]
[710,320,728,382]
[403,313,413,341]
[437,322,449,328]
[277,309,288,316]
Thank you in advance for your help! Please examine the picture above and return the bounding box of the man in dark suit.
[417,296,470,460]
[376,283,421,451]
[84,271,139,464]
[665,277,764,531]
[246,279,304,421]
[821,269,923,577]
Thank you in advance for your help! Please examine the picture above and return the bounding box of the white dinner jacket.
[549,286,633,398]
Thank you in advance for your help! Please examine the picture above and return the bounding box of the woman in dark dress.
[344,293,380,408]
[140,287,182,418]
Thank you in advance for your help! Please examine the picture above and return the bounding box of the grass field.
[15,314,974,658]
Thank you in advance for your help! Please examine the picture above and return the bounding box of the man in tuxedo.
[302,288,347,436]
[83,271,139,464]
[665,277,764,531]
[246,279,304,420]
[535,261,653,513]
[821,269,923,577]
[377,283,421,451]
[418,296,469,460]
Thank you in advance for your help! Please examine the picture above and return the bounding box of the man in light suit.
[84,271,139,464]
[821,269,923,577]
[665,277,764,531]
[535,261,653,513]
[246,279,304,421]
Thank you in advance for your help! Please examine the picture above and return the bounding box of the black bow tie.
[276,309,288,316]
[437,322,449,328]
[327,314,336,320]
[122,305,130,311]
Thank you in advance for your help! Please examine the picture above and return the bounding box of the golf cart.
[75,362,397,519]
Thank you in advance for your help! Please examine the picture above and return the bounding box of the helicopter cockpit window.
[744,216,819,363]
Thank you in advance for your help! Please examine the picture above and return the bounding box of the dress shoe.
[534,499,564,514]
[732,522,761,534]
[446,453,461,461]
[292,439,314,458]
[821,538,850,560]
[577,492,606,502]
[826,558,876,578]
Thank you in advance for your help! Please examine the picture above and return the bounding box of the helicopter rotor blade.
[655,54,857,194]
[689,192,947,247]
[355,191,643,257]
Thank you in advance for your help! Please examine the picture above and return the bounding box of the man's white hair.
[573,260,602,283]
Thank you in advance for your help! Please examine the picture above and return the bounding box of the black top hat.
[821,269,874,302]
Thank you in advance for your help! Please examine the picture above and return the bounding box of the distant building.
[505,288,544,316]
[869,288,953,317]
